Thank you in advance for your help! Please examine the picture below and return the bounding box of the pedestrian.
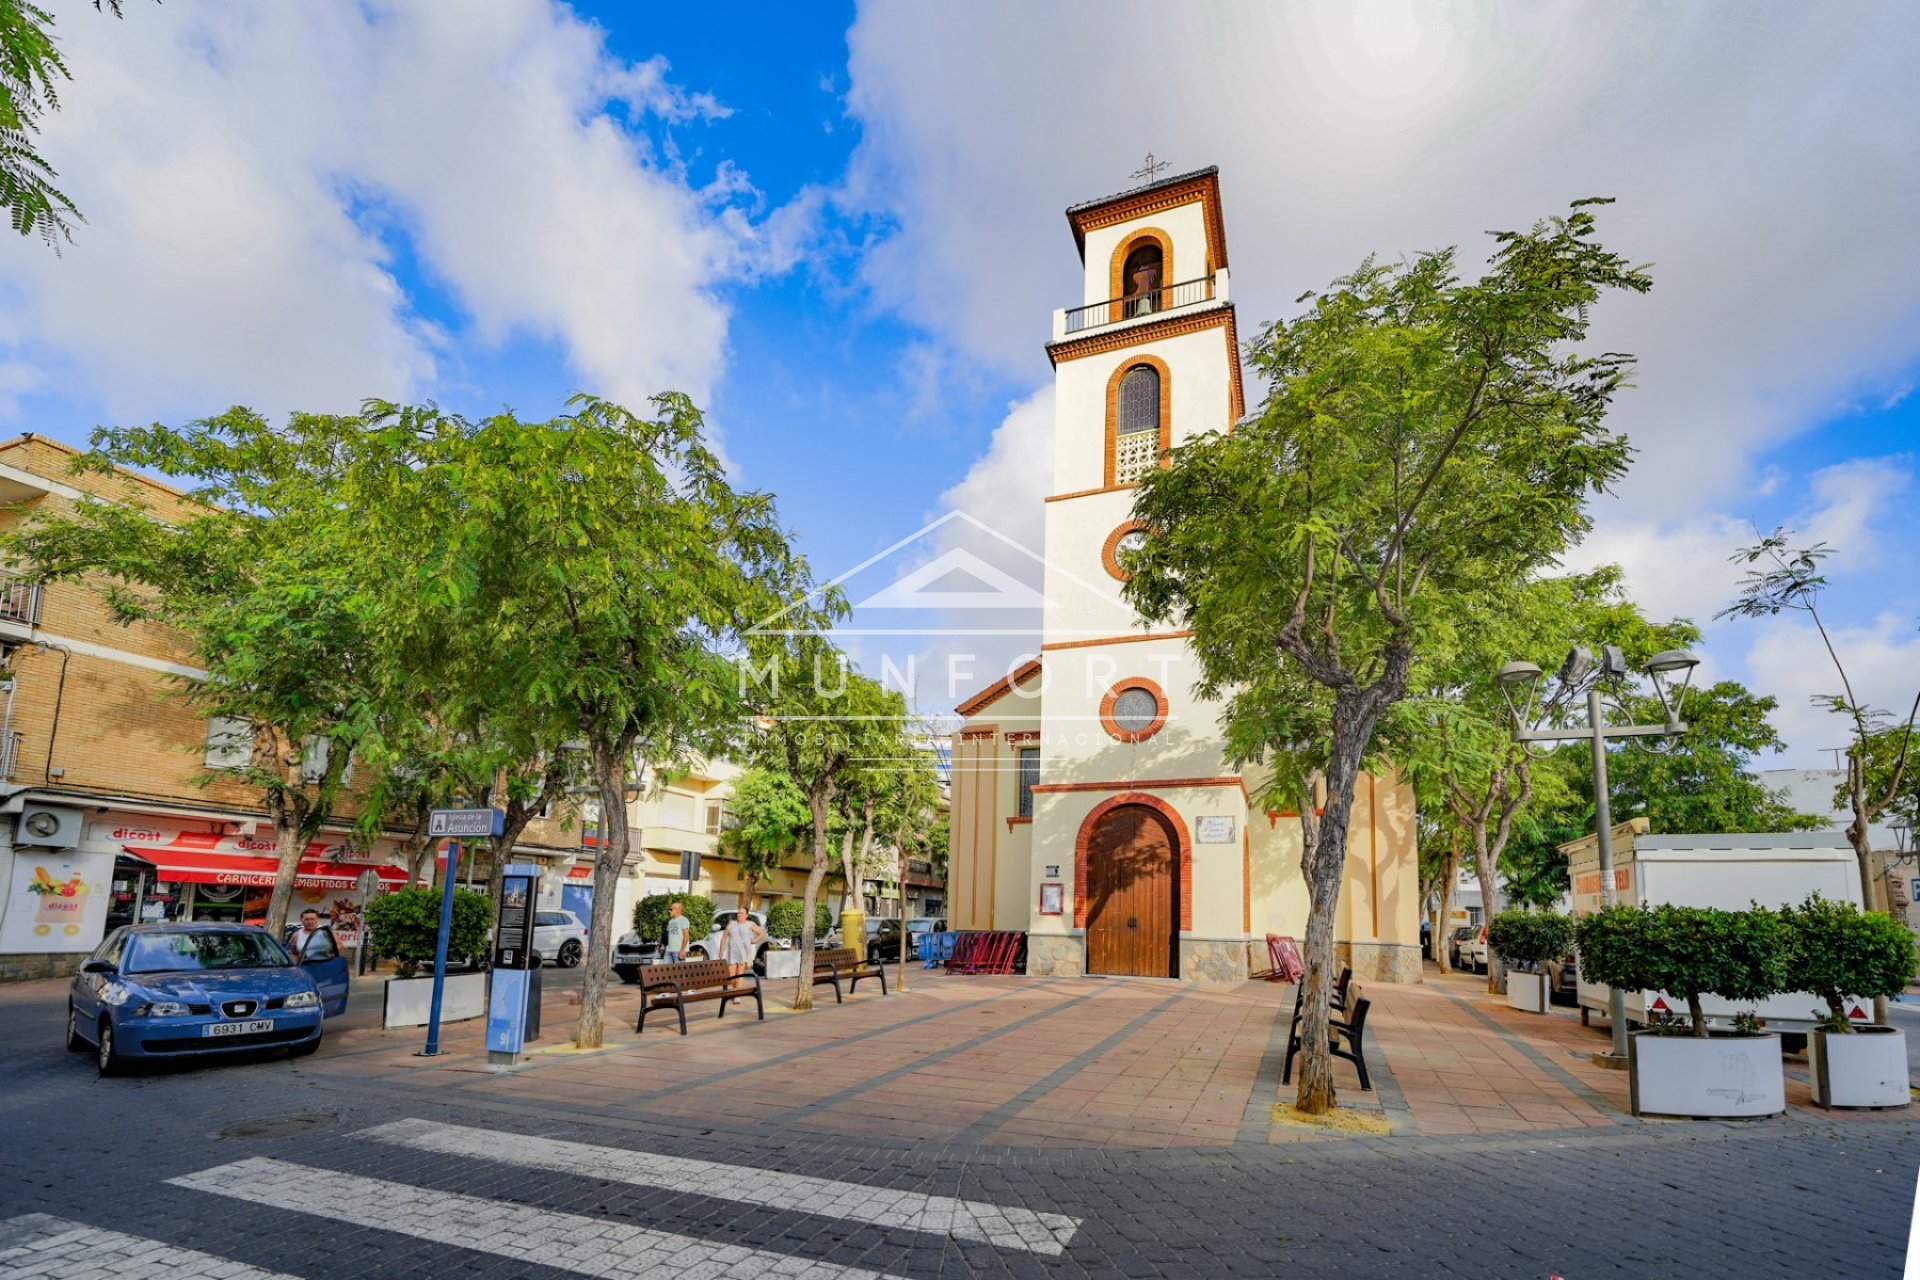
[664,900,692,963]
[720,907,764,977]
[286,909,325,961]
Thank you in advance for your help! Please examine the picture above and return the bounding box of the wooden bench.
[1282,984,1373,1091]
[634,959,763,1035]
[810,946,888,1004]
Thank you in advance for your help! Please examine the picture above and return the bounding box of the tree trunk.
[487,810,538,914]
[1433,876,1454,975]
[263,794,305,940]
[1687,994,1707,1038]
[741,870,758,914]
[1845,770,1893,1023]
[791,794,833,1013]
[1293,699,1383,1114]
[575,736,633,1049]
[1471,829,1506,994]
[838,829,857,915]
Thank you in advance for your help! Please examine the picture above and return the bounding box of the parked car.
[688,910,791,970]
[1549,951,1580,1005]
[1457,924,1489,974]
[1445,925,1476,970]
[531,909,588,968]
[611,932,663,984]
[66,923,343,1076]
[865,916,947,963]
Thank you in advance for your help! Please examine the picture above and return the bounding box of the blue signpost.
[416,807,505,1059]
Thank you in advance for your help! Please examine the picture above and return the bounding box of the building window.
[1102,521,1149,581]
[1015,747,1040,817]
[1099,678,1168,744]
[704,800,730,835]
[1106,357,1169,486]
[203,717,253,770]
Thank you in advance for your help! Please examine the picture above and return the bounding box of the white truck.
[1567,825,1866,1035]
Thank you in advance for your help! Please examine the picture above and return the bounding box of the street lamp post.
[1496,645,1700,1063]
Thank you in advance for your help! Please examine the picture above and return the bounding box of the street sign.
[428,808,504,838]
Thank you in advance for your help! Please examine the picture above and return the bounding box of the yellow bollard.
[840,907,866,962]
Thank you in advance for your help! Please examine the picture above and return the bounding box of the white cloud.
[2,0,787,430]
[838,2,1920,518]
[1745,614,1920,763]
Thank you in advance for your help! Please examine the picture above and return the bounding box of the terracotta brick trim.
[954,657,1042,717]
[1040,629,1190,652]
[1047,304,1232,366]
[1107,227,1175,329]
[1004,730,1040,743]
[959,726,998,741]
[1005,815,1032,833]
[1100,519,1150,582]
[1044,482,1140,504]
[1033,775,1246,796]
[1072,792,1191,931]
[1103,355,1172,488]
[1098,676,1168,744]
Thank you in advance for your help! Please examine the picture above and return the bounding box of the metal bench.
[634,959,763,1036]
[810,946,888,1003]
[1289,966,1353,1025]
[1282,985,1373,1091]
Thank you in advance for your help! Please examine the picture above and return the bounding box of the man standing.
[287,909,325,960]
[664,901,691,963]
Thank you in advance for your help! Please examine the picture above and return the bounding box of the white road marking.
[0,1214,303,1279]
[171,1157,909,1280]
[358,1117,1080,1255]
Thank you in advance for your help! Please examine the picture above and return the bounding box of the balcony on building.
[0,567,42,635]
[1051,266,1230,342]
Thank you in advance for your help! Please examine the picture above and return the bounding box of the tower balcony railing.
[1053,267,1229,341]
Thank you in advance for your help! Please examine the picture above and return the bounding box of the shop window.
[1015,747,1040,817]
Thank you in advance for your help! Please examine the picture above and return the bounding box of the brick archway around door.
[1072,792,1192,932]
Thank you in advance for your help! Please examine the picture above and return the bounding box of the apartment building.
[0,435,603,980]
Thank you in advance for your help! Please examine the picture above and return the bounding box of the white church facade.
[946,167,1422,984]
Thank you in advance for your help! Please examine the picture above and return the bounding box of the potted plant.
[1487,909,1574,1013]
[364,887,493,1029]
[1576,902,1788,1118]
[763,899,832,978]
[1781,894,1917,1109]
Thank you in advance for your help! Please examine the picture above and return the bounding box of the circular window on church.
[1100,677,1168,744]
[1101,520,1150,581]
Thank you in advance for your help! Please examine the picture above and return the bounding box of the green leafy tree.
[1780,895,1918,1030]
[719,768,811,912]
[1575,902,1788,1037]
[1126,202,1648,1113]
[1,0,135,246]
[764,898,831,941]
[4,410,380,937]
[633,892,715,945]
[345,394,793,1049]
[1485,908,1573,972]
[1597,680,1824,835]
[1722,532,1920,936]
[363,886,490,977]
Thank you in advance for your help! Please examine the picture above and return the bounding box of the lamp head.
[1643,648,1702,729]
[1644,649,1701,676]
[1496,661,1545,736]
[1891,814,1913,857]
[1495,661,1542,689]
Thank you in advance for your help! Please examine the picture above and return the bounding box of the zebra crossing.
[0,1118,1082,1280]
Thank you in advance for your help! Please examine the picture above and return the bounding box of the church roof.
[954,658,1043,718]
[1064,166,1228,268]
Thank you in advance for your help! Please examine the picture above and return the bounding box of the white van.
[1566,825,1864,1033]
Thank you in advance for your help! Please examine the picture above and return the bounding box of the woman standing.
[720,908,766,977]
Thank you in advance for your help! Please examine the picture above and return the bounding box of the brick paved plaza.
[4,965,1917,1277]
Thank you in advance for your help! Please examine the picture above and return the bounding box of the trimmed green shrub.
[765,898,832,940]
[633,893,715,944]
[1575,902,1787,1037]
[1487,909,1575,971]
[364,886,492,977]
[1780,894,1919,1031]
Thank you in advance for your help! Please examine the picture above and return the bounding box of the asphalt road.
[4,978,1917,1279]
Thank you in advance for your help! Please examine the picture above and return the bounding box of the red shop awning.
[125,848,411,891]
[565,864,594,880]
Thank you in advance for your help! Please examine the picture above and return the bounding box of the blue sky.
[2,2,1916,764]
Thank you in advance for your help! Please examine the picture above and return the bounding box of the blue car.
[66,922,349,1075]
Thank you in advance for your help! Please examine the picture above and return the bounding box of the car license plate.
[202,1019,274,1038]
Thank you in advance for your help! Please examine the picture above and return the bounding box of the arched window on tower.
[1122,243,1163,318]
[1113,363,1161,483]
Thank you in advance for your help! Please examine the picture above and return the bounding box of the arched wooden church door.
[1083,804,1178,978]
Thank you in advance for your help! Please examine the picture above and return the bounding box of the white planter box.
[382,972,488,1030]
[1809,1026,1909,1109]
[761,949,802,979]
[1505,971,1549,1014]
[1628,1030,1785,1118]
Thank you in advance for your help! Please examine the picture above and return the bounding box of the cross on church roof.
[1129,152,1170,182]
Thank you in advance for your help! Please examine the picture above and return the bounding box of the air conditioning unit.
[16,803,83,849]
